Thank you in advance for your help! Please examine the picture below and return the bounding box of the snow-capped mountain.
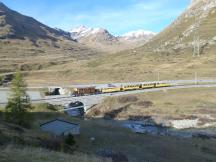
[70,25,93,39]
[70,26,156,42]
[69,25,156,52]
[70,25,116,41]
[120,30,156,42]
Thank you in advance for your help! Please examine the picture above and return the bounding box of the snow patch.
[70,26,107,39]
[170,119,199,129]
[122,30,156,41]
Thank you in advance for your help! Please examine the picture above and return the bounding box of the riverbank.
[1,102,216,162]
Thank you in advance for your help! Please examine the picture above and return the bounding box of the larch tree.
[5,71,32,127]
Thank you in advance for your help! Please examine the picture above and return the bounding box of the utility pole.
[193,12,201,57]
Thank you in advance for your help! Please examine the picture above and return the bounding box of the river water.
[123,120,216,138]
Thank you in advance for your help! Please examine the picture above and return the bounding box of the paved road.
[0,91,42,107]
[1,79,216,90]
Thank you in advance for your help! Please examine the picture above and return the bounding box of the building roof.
[40,119,79,136]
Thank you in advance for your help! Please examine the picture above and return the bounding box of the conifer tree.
[5,71,32,127]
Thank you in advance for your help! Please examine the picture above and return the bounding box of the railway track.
[1,80,216,109]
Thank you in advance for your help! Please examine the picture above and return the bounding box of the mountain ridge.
[70,25,156,41]
[0,2,72,41]
[2,1,216,85]
[70,25,156,52]
[0,2,101,74]
[137,0,216,56]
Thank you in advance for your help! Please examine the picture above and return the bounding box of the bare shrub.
[90,108,102,116]
[164,102,174,105]
[118,96,138,103]
[104,105,130,120]
[136,101,153,108]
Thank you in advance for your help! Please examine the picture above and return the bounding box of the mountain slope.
[70,26,155,53]
[29,0,216,85]
[0,2,71,40]
[3,0,216,85]
[140,0,216,55]
[0,2,100,74]
[120,30,156,42]
[70,25,118,43]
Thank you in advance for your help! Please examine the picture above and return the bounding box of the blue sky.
[1,0,191,35]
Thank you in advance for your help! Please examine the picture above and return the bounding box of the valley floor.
[88,87,216,127]
[22,48,216,86]
[2,86,216,161]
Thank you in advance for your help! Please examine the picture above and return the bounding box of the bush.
[39,136,64,151]
[89,108,101,116]
[33,103,59,112]
[0,110,3,119]
[46,104,58,111]
[118,96,138,103]
[136,101,153,108]
[64,134,75,146]
[0,76,3,85]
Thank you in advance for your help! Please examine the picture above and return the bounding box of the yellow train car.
[155,83,171,88]
[122,84,141,91]
[141,83,156,89]
[101,87,122,93]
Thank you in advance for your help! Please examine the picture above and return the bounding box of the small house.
[40,119,80,136]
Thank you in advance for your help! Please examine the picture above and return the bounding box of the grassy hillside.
[0,145,110,162]
[1,99,216,162]
[139,0,216,53]
[87,87,216,123]
[1,1,216,86]
[0,39,100,73]
[0,2,72,40]
[0,104,111,162]
[0,2,102,74]
[23,46,216,86]
[20,1,216,86]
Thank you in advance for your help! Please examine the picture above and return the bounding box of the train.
[73,82,171,96]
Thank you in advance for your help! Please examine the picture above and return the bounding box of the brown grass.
[1,102,216,162]
[0,145,110,162]
[87,87,216,121]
